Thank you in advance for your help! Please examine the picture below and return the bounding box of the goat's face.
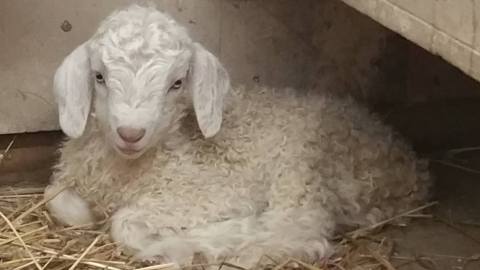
[89,40,193,158]
[53,5,230,159]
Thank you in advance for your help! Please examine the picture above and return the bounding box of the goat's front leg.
[111,203,258,267]
[243,207,334,266]
[45,184,95,226]
[111,204,334,269]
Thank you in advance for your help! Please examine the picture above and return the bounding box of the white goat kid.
[45,4,430,268]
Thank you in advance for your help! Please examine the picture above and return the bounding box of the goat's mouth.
[114,143,145,159]
[118,147,141,155]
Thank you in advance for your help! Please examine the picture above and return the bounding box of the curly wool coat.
[45,4,430,268]
[47,86,430,266]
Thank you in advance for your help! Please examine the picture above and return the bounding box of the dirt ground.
[375,98,480,270]
[385,161,480,270]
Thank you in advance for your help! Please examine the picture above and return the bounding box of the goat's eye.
[169,79,183,91]
[95,73,105,84]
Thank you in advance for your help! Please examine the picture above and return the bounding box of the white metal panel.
[342,0,480,83]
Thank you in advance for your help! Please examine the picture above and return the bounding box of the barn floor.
[385,161,480,270]
[1,100,480,270]
[375,98,480,270]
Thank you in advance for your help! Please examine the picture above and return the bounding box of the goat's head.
[53,5,230,159]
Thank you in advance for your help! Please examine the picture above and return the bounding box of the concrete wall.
[0,0,395,134]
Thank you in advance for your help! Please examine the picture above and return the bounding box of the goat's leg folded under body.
[111,205,334,268]
[45,185,95,227]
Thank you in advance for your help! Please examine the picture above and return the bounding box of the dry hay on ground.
[0,186,435,270]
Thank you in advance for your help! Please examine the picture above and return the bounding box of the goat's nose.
[117,126,146,143]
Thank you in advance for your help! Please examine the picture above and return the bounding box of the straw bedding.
[0,186,434,270]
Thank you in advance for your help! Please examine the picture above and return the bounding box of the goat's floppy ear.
[53,42,92,138]
[188,43,231,138]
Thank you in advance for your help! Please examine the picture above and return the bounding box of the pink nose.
[117,127,146,143]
